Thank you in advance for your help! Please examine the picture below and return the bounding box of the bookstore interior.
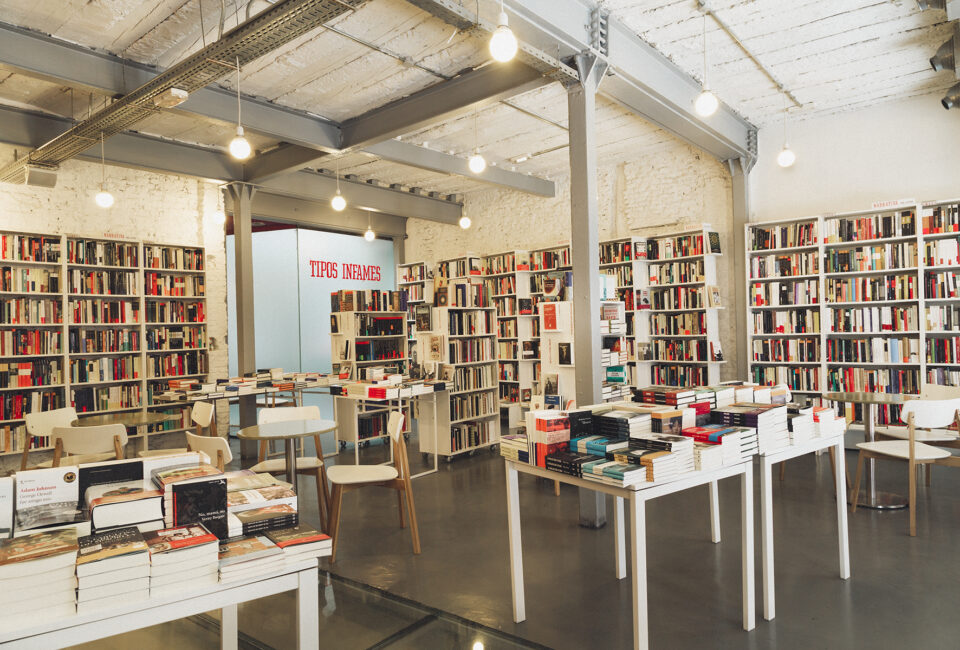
[1,1,960,649]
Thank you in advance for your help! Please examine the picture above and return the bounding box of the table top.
[824,392,917,406]
[237,418,337,440]
[73,411,181,427]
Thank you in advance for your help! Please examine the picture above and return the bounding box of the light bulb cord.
[782,94,788,145]
[235,56,242,127]
[100,132,106,187]
[702,14,708,88]
[336,157,341,193]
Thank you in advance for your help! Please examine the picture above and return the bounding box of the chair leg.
[397,489,406,529]
[554,480,560,496]
[851,451,865,513]
[329,484,343,563]
[319,465,331,531]
[925,464,932,487]
[403,481,421,555]
[779,461,786,482]
[314,469,328,534]
[908,460,917,537]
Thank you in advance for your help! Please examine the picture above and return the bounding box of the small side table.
[237,419,337,492]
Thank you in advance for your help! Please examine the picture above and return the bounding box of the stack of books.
[582,457,647,487]
[265,525,332,564]
[227,503,298,539]
[638,386,697,407]
[628,433,695,474]
[707,385,736,408]
[567,409,595,437]
[711,404,788,454]
[650,407,686,435]
[569,435,629,455]
[598,410,650,439]
[0,529,78,625]
[218,536,284,583]
[76,527,150,614]
[786,403,815,444]
[606,448,679,483]
[681,426,746,465]
[693,442,724,471]
[152,464,227,539]
[544,451,599,478]
[144,524,220,598]
[500,434,530,463]
[85,480,165,533]
[813,406,844,437]
[529,412,571,444]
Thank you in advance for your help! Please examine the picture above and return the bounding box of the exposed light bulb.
[468,151,487,174]
[364,227,376,242]
[777,145,796,168]
[229,125,252,160]
[695,89,718,117]
[331,191,346,212]
[472,642,485,650]
[94,188,114,208]
[489,11,518,62]
[459,215,472,229]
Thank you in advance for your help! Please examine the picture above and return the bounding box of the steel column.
[225,183,259,458]
[729,158,750,381]
[568,53,608,528]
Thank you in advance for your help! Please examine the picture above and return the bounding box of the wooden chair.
[139,402,216,458]
[326,411,420,563]
[186,432,232,471]
[21,407,80,470]
[851,398,960,536]
[251,405,330,532]
[48,424,128,467]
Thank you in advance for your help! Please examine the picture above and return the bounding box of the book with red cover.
[265,524,330,549]
[143,524,218,555]
[534,441,568,468]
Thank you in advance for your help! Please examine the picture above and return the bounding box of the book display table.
[0,558,319,650]
[758,434,850,621]
[504,459,755,650]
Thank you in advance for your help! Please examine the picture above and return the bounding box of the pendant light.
[489,0,518,63]
[94,133,114,208]
[364,211,375,241]
[459,215,472,229]
[331,158,347,211]
[777,97,796,168]
[229,57,252,160]
[694,15,719,118]
[467,108,486,174]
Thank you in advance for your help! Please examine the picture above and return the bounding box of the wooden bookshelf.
[0,232,209,458]
[745,198,960,424]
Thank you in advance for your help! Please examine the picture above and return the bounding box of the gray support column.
[729,158,750,381]
[225,183,258,459]
[567,53,608,528]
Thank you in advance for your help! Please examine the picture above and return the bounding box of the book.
[142,524,219,565]
[170,478,228,539]
[558,342,572,365]
[233,503,298,536]
[227,485,297,512]
[218,535,282,568]
[0,528,78,579]
[76,526,149,577]
[85,480,164,531]
[151,463,222,489]
[14,466,82,533]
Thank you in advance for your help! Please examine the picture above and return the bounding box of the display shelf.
[483,250,535,408]
[330,303,409,379]
[397,261,429,360]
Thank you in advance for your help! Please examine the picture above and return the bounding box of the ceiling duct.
[0,0,365,185]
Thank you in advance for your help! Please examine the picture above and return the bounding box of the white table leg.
[834,440,851,580]
[630,493,647,650]
[741,467,756,631]
[220,604,238,650]
[709,480,721,543]
[296,566,319,649]
[614,496,626,580]
[760,457,774,621]
[505,463,526,622]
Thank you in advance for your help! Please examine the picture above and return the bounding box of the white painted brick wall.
[406,141,738,382]
[0,146,229,470]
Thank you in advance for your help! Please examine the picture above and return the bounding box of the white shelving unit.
[397,261,428,360]
[599,236,649,386]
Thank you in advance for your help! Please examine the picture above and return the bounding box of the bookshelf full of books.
[599,236,650,387]
[643,226,725,387]
[746,198,960,424]
[527,243,572,397]
[397,261,428,360]
[418,260,500,457]
[1,230,210,460]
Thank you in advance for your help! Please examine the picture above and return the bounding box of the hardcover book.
[218,536,282,567]
[558,342,572,365]
[152,463,222,489]
[265,524,330,549]
[76,526,148,566]
[0,529,78,578]
[171,478,228,540]
[143,524,218,553]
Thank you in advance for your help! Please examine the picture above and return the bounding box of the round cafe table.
[825,391,918,510]
[237,419,337,493]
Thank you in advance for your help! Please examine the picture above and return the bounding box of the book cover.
[15,466,83,532]
[152,463,222,489]
[227,485,296,508]
[85,480,163,509]
[218,536,281,567]
[329,314,338,334]
[224,471,283,492]
[172,478,228,540]
[234,503,296,524]
[142,524,218,554]
[543,373,559,396]
[76,526,148,566]
[542,303,558,331]
[265,524,329,549]
[78,459,144,502]
[414,304,432,331]
[708,231,721,254]
[558,342,572,365]
[0,528,78,566]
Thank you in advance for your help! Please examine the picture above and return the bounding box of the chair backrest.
[25,407,78,436]
[258,405,320,425]
[900,398,960,430]
[186,432,232,470]
[387,411,405,442]
[192,401,214,428]
[51,424,128,456]
[920,384,960,401]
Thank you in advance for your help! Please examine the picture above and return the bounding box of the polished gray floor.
[73,431,960,649]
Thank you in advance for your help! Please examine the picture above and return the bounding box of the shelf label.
[871,198,916,210]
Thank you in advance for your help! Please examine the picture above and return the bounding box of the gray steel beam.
[568,53,607,529]
[404,0,757,163]
[340,61,547,149]
[243,143,331,183]
[729,158,749,382]
[249,191,408,238]
[0,21,554,195]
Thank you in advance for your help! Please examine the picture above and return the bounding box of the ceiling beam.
[0,104,461,223]
[340,61,547,149]
[242,143,331,183]
[0,21,554,196]
[405,0,757,163]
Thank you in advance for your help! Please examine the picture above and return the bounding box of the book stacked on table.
[706,385,736,408]
[693,442,724,471]
[143,524,220,598]
[711,404,788,454]
[226,474,298,537]
[85,480,165,533]
[0,529,78,625]
[638,386,696,407]
[529,412,571,444]
[569,435,629,456]
[681,426,745,465]
[544,451,599,478]
[650,408,686,435]
[582,457,646,487]
[608,448,679,483]
[227,504,298,539]
[813,406,841,437]
[598,410,650,439]
[500,434,530,463]
[218,536,284,583]
[76,527,150,614]
[693,387,718,409]
[628,433,695,474]
[153,464,228,539]
[786,403,815,444]
[567,409,595,438]
[265,525,332,564]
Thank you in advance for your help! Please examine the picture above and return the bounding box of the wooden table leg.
[630,493,647,650]
[614,495,626,580]
[760,456,775,621]
[506,463,525,622]
[220,604,238,650]
[742,467,756,631]
[709,480,721,543]
[296,565,319,649]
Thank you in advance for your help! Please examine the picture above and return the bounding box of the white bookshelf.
[527,243,571,397]
[397,261,428,360]
[599,236,649,387]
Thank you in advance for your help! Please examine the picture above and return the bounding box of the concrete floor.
[72,432,960,649]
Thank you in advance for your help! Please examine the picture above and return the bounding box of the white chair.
[875,385,960,444]
[851,398,960,536]
[139,402,216,458]
[252,405,330,531]
[186,432,232,471]
[20,407,106,470]
[326,411,420,562]
[48,424,128,467]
